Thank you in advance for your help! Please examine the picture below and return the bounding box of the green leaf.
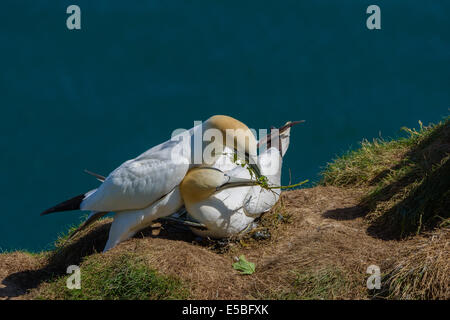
[232,255,256,275]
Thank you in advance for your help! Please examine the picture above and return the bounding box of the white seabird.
[41,115,260,251]
[179,122,297,238]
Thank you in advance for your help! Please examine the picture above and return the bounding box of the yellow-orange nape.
[204,115,260,176]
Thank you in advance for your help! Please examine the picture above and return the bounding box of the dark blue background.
[0,1,448,251]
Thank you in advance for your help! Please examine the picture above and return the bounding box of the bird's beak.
[216,175,260,192]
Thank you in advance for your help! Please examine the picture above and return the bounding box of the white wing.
[81,134,191,212]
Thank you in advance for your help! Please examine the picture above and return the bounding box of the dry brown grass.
[96,187,404,299]
[0,252,44,299]
[383,228,449,300]
[1,186,448,300]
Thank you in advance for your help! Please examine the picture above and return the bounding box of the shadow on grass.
[323,120,450,240]
[0,220,202,299]
[322,205,366,221]
[0,223,110,299]
[366,158,449,240]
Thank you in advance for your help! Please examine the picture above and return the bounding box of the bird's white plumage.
[186,147,282,238]
[95,125,199,251]
[43,115,293,252]
[81,129,193,212]
[185,126,291,238]
[103,186,183,251]
[79,116,257,251]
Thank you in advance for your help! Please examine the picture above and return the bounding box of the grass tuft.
[274,267,347,300]
[36,252,189,300]
[381,229,449,300]
[321,117,450,238]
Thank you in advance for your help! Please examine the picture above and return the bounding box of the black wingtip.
[40,193,85,216]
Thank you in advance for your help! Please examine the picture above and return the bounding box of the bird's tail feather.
[40,190,96,216]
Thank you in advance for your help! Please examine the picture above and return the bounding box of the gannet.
[179,122,296,238]
[40,115,260,251]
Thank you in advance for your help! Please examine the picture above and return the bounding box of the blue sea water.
[0,1,448,252]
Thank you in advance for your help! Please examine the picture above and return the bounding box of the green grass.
[0,249,43,257]
[321,138,412,187]
[52,213,109,249]
[274,268,347,300]
[36,253,189,300]
[321,117,450,238]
